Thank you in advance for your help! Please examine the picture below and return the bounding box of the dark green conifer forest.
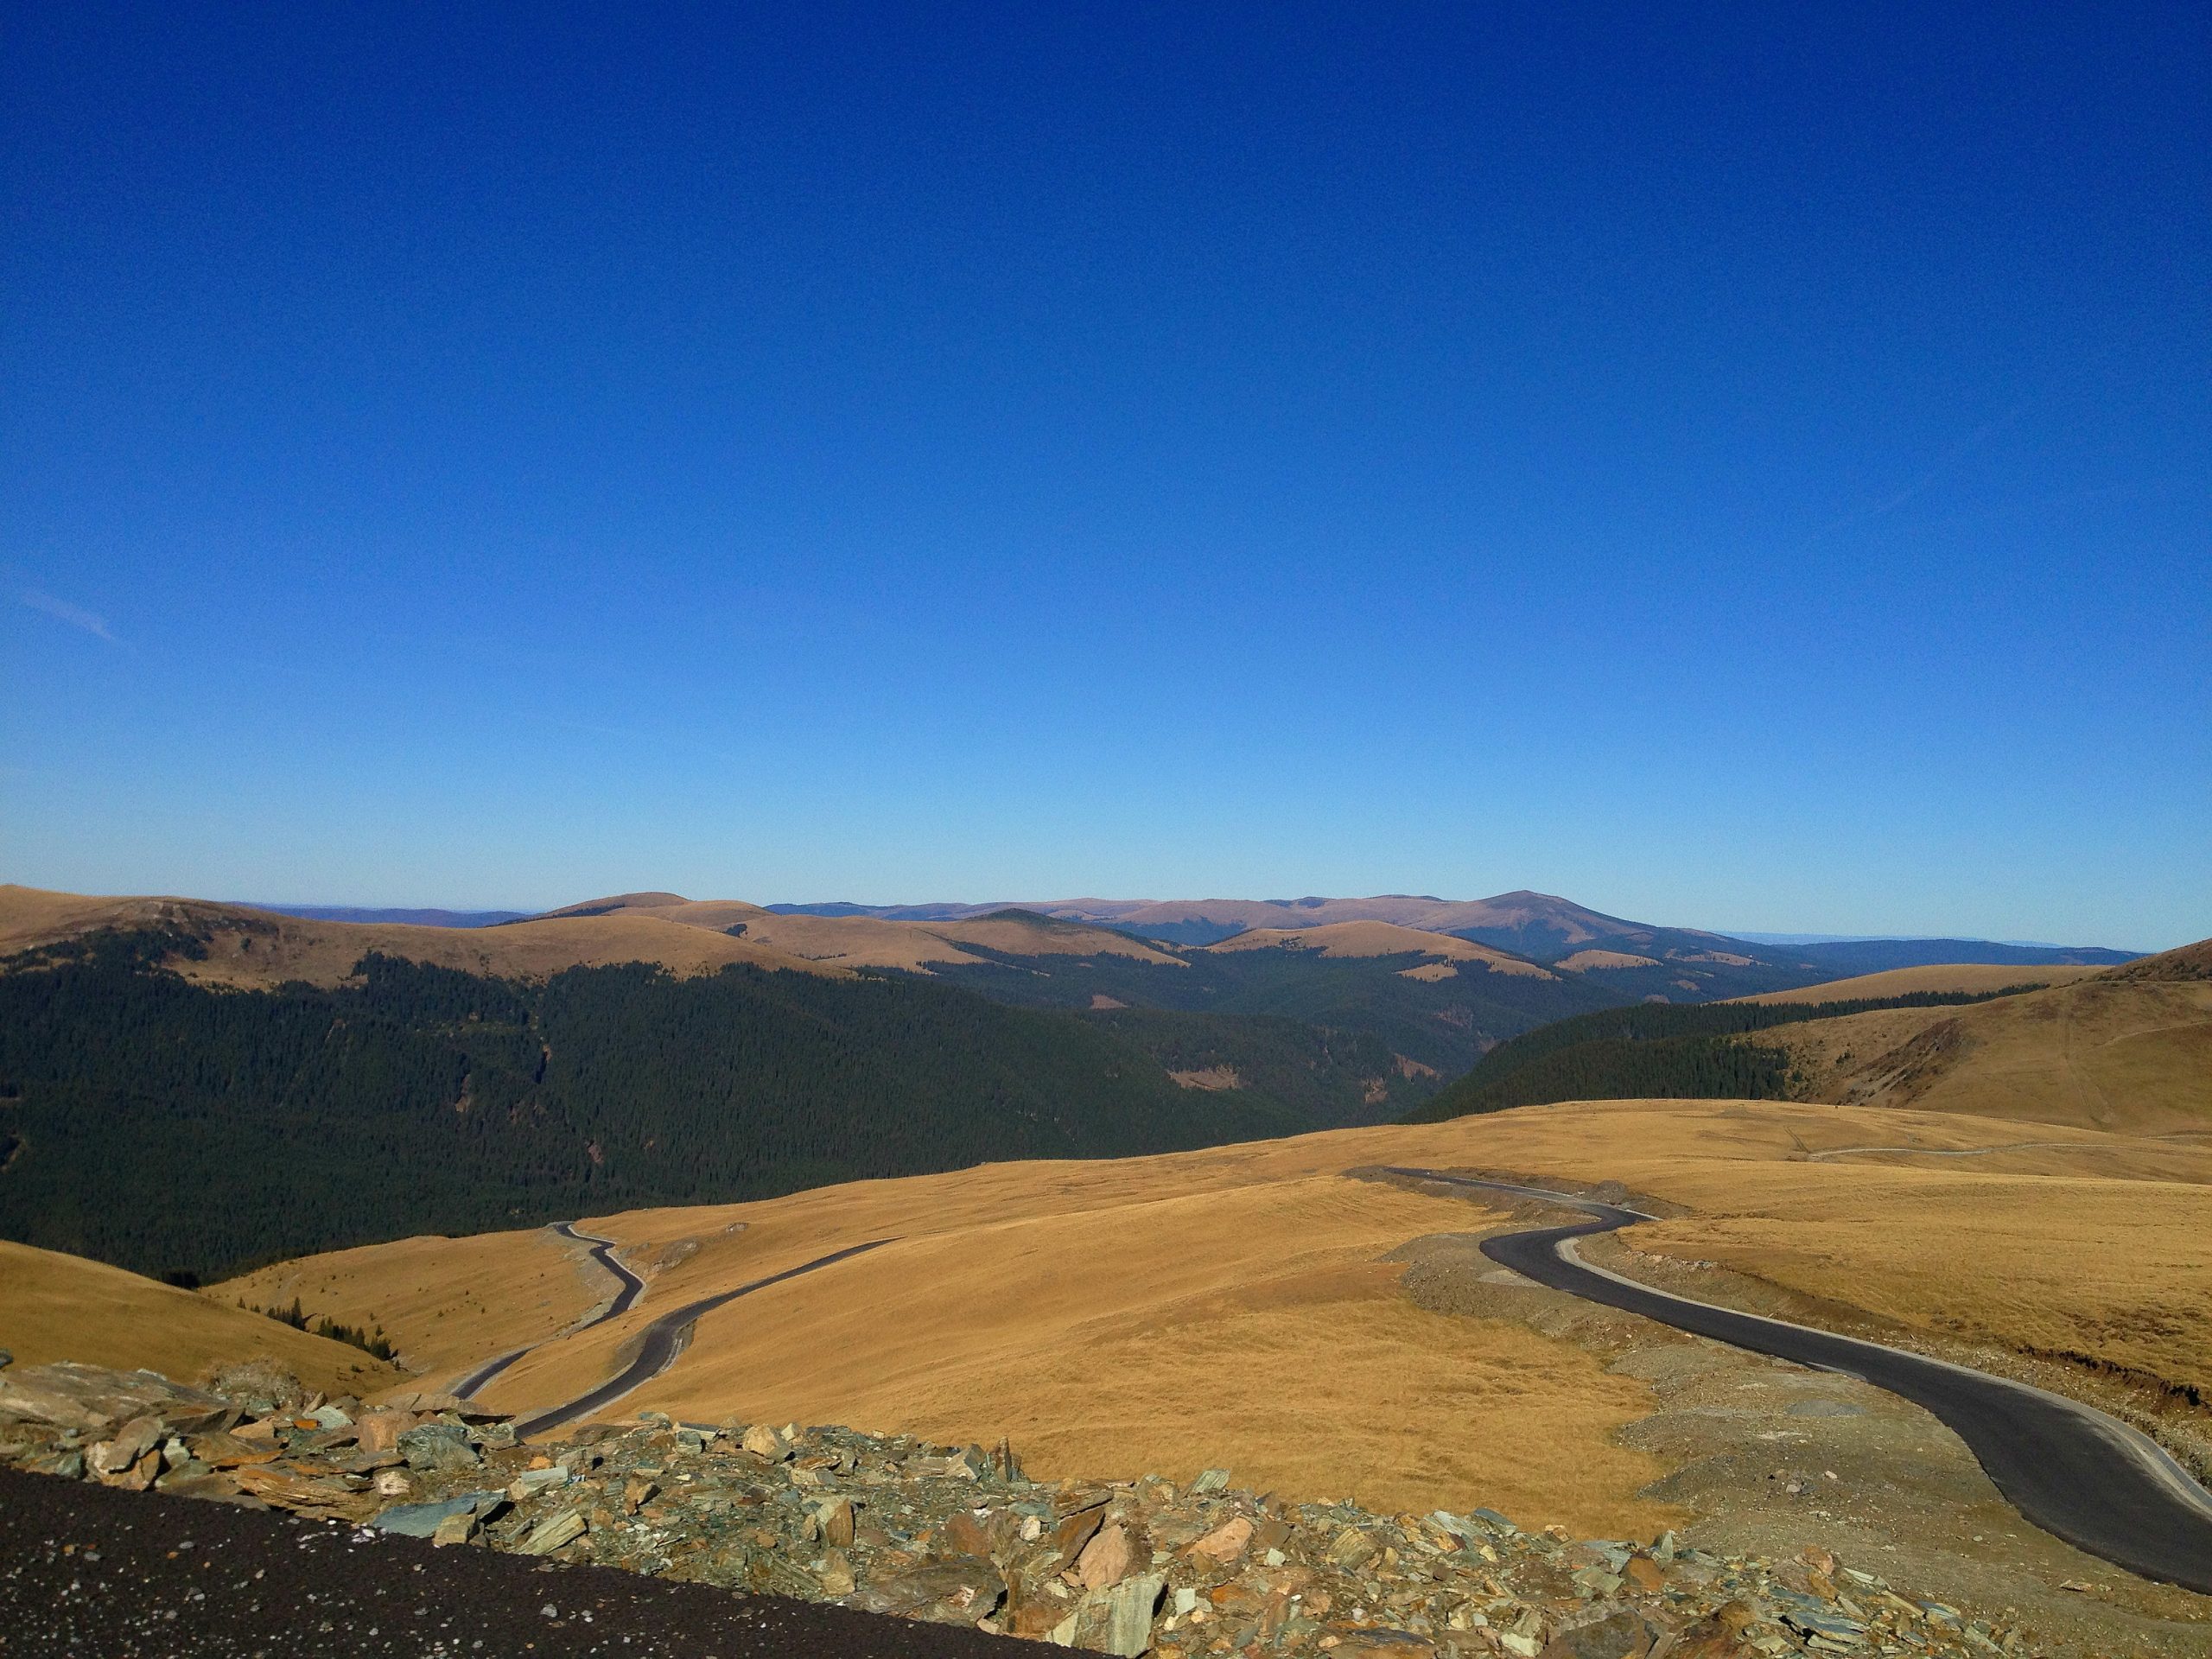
[0,931,1300,1281]
[0,924,2056,1283]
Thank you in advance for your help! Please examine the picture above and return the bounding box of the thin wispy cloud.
[1862,403,2030,518]
[1801,400,2033,551]
[21,589,117,643]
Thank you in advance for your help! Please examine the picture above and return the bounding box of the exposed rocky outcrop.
[0,1360,2054,1657]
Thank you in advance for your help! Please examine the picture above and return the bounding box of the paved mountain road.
[449,1221,895,1438]
[451,1223,645,1401]
[1383,1167,2212,1595]
[512,1238,896,1440]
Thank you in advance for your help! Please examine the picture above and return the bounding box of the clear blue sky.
[4,4,2206,946]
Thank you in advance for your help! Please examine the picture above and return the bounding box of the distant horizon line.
[227,897,2142,956]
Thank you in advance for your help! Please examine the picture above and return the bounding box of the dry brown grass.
[482,1156,1675,1534]
[1735,963,2104,1004]
[1208,920,1554,977]
[229,1097,2212,1536]
[2107,938,2212,982]
[1626,1168,2212,1395]
[1771,976,2212,1131]
[213,1225,607,1384]
[0,1240,402,1396]
[1554,950,1661,971]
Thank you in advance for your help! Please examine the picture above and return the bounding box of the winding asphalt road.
[452,1222,645,1400]
[1383,1168,2212,1594]
[512,1238,896,1440]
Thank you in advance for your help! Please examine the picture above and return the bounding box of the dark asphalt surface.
[514,1239,896,1440]
[453,1225,645,1401]
[0,1465,1047,1658]
[1385,1167,2212,1595]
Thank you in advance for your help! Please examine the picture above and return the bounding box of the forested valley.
[0,930,1311,1280]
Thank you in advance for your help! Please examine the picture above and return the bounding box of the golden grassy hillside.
[1554,949,1661,970]
[2107,937,2212,982]
[213,1224,632,1385]
[237,1126,1675,1532]
[0,1240,403,1396]
[1770,969,2212,1131]
[1736,963,2105,1004]
[1206,919,1554,977]
[1627,1166,2212,1395]
[226,1098,2212,1536]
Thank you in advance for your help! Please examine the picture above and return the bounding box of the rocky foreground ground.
[0,1357,2077,1659]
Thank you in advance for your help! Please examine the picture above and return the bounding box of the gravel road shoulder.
[1389,1229,2212,1658]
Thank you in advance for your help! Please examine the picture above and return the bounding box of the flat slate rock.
[370,1490,507,1537]
[0,1465,1053,1658]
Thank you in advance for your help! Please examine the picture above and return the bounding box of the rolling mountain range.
[0,881,2152,1281]
[232,887,2137,977]
[766,889,1748,952]
[764,889,2139,969]
[0,886,2133,1101]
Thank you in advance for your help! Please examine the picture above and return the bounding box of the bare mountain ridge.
[303,887,1770,991]
[770,890,1744,956]
[0,885,1185,988]
[3,884,2134,1001]
[0,885,819,987]
[257,887,2133,976]
[771,891,2139,970]
[0,886,1805,1129]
